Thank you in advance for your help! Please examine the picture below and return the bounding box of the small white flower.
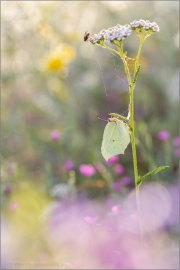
[139,19,145,26]
[128,19,160,37]
[88,19,158,46]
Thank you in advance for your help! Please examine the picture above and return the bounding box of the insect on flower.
[84,31,90,42]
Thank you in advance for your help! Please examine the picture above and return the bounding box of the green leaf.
[138,166,169,186]
[133,64,141,84]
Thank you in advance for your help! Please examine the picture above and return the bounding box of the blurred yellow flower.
[46,56,64,71]
[44,44,76,72]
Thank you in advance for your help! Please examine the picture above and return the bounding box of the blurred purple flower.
[114,164,124,175]
[108,205,121,216]
[122,176,131,186]
[46,183,178,269]
[157,130,169,141]
[174,148,180,158]
[107,155,118,164]
[4,185,11,195]
[110,205,121,215]
[83,215,99,224]
[113,181,121,191]
[64,160,74,171]
[50,130,60,141]
[172,137,180,147]
[79,164,95,177]
[113,176,131,191]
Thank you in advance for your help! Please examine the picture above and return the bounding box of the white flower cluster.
[88,20,160,45]
[89,24,132,44]
[130,19,160,32]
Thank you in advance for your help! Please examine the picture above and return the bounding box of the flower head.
[157,130,169,141]
[64,160,74,171]
[107,155,118,164]
[50,130,60,141]
[113,181,121,191]
[44,44,75,72]
[114,164,124,175]
[122,176,131,186]
[79,164,96,177]
[130,19,160,32]
[46,56,64,71]
[130,19,160,39]
[88,24,132,45]
[87,20,159,46]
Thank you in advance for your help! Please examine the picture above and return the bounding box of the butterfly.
[100,117,130,161]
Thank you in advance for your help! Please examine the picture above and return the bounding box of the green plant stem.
[134,38,144,76]
[129,85,139,187]
[130,86,144,240]
[119,50,139,190]
[98,40,144,238]
[121,49,144,239]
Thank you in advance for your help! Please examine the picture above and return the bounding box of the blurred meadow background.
[1,1,179,269]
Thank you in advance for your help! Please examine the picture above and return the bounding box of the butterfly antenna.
[97,116,108,122]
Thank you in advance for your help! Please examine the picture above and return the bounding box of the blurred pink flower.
[9,203,18,211]
[112,181,121,191]
[114,164,124,175]
[157,130,169,141]
[108,205,121,216]
[47,183,178,269]
[79,164,95,177]
[174,148,180,158]
[122,176,131,185]
[107,155,118,164]
[64,160,74,171]
[50,130,60,141]
[172,136,180,147]
[111,205,121,215]
[83,215,99,224]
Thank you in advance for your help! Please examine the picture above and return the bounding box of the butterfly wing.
[101,120,130,161]
[115,120,130,153]
[101,141,112,161]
